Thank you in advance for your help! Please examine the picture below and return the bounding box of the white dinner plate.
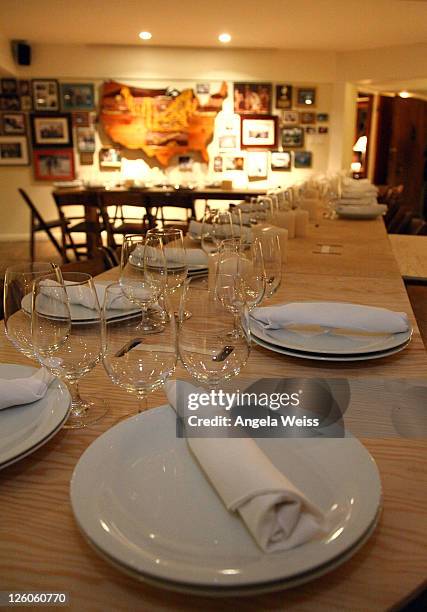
[249,317,412,356]
[0,364,70,469]
[70,405,381,594]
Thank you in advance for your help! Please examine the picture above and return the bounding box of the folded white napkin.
[251,302,410,336]
[41,280,131,311]
[336,204,386,217]
[188,220,252,241]
[165,379,327,553]
[131,244,208,268]
[338,196,378,206]
[0,368,54,410]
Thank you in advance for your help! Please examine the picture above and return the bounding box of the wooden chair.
[100,191,151,249]
[18,188,64,261]
[388,208,413,234]
[59,246,118,276]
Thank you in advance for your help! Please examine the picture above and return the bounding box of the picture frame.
[33,148,75,180]
[20,96,32,112]
[296,87,316,107]
[275,84,293,110]
[281,126,304,148]
[317,113,329,122]
[76,126,96,153]
[241,114,278,149]
[79,152,94,166]
[0,136,29,165]
[305,126,316,135]
[246,151,268,179]
[271,150,291,171]
[18,80,30,96]
[318,126,329,134]
[30,113,73,147]
[294,150,313,169]
[233,82,272,114]
[1,79,18,95]
[300,111,316,125]
[223,155,245,171]
[0,96,20,111]
[99,148,122,169]
[1,112,26,135]
[32,79,59,111]
[60,83,95,111]
[196,83,210,94]
[213,155,223,172]
[72,111,90,127]
[281,110,299,125]
[218,134,237,149]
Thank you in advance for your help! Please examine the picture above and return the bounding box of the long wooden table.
[1,216,426,610]
[389,234,427,282]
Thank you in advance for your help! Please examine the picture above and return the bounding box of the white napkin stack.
[165,379,327,553]
[0,368,54,410]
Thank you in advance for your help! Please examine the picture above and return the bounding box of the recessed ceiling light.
[218,33,232,43]
[398,90,410,98]
[139,31,152,40]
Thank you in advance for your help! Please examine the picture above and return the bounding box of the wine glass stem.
[67,379,86,417]
[138,394,148,414]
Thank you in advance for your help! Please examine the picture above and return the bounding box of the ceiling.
[1,0,427,51]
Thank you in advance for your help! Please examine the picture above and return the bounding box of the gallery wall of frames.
[0,77,330,183]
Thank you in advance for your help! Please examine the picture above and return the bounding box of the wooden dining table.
[1,215,426,610]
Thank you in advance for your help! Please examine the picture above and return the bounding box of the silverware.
[212,345,234,361]
[115,337,144,357]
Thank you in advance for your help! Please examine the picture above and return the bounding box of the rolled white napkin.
[165,379,327,553]
[0,368,54,410]
[251,302,410,336]
[41,280,132,311]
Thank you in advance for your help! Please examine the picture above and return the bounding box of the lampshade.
[353,135,367,153]
[351,162,362,172]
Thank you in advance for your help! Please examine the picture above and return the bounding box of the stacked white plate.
[70,405,382,595]
[335,204,387,220]
[250,317,412,362]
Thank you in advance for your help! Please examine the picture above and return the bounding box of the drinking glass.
[102,282,177,416]
[31,272,107,429]
[4,262,62,360]
[257,232,282,299]
[201,206,234,255]
[178,278,250,388]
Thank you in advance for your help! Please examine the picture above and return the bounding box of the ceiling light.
[139,31,152,40]
[398,91,410,98]
[218,33,232,43]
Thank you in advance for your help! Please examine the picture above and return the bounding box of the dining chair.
[388,209,413,234]
[59,246,118,276]
[18,188,64,261]
[100,191,151,248]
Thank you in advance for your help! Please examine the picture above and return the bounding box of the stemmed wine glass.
[102,282,177,416]
[201,206,234,255]
[257,232,282,300]
[31,272,107,429]
[4,262,63,360]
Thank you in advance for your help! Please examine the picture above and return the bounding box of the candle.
[295,209,309,237]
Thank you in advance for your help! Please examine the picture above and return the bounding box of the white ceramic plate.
[249,318,412,356]
[0,364,70,469]
[70,406,381,594]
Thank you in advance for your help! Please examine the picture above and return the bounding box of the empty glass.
[257,232,282,299]
[201,206,235,255]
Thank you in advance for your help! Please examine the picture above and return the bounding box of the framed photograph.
[1,79,18,95]
[99,147,122,169]
[0,136,29,165]
[296,87,316,107]
[305,126,316,135]
[271,150,291,171]
[1,112,26,135]
[241,114,278,149]
[233,82,272,114]
[33,148,75,180]
[317,113,329,122]
[178,155,194,171]
[79,152,94,166]
[218,134,237,149]
[281,126,304,148]
[275,84,293,110]
[32,80,59,111]
[223,155,245,171]
[294,150,312,169]
[300,111,316,125]
[246,151,268,179]
[282,110,299,125]
[20,96,32,111]
[0,96,20,111]
[213,155,223,172]
[318,126,329,134]
[72,111,90,127]
[60,83,95,111]
[196,83,210,94]
[30,113,72,147]
[76,126,96,153]
[18,80,30,96]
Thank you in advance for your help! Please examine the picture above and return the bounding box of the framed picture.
[99,147,122,169]
[1,79,18,95]
[76,126,96,153]
[196,83,210,94]
[32,80,59,111]
[61,83,95,111]
[246,152,268,179]
[275,84,293,110]
[294,150,312,169]
[223,155,245,171]
[72,111,90,127]
[233,82,272,114]
[20,96,32,111]
[0,136,29,165]
[213,155,223,172]
[33,148,75,180]
[305,126,316,135]
[0,96,20,111]
[30,113,72,147]
[281,126,304,148]
[271,150,291,171]
[300,111,316,125]
[79,152,94,166]
[18,80,30,96]
[218,134,237,149]
[178,155,194,171]
[241,115,278,149]
[296,87,316,107]
[282,110,299,125]
[318,126,329,134]
[317,113,329,122]
[1,112,26,135]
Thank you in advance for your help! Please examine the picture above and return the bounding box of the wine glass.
[201,206,234,255]
[31,272,107,429]
[120,234,167,333]
[102,282,177,416]
[257,232,282,299]
[178,278,250,388]
[4,262,63,360]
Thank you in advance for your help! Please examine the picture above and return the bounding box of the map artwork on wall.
[100,81,228,166]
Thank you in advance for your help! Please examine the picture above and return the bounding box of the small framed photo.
[246,151,268,179]
[218,134,237,149]
[275,84,293,110]
[60,83,95,111]
[99,147,122,169]
[76,126,96,153]
[282,110,299,125]
[79,152,94,166]
[300,111,316,125]
[241,114,278,149]
[1,79,18,95]
[1,112,26,135]
[20,96,32,111]
[223,155,245,171]
[0,136,29,165]
[296,87,316,107]
[30,113,72,147]
[305,126,316,135]
[32,79,59,111]
[294,150,312,169]
[317,113,329,122]
[72,111,90,127]
[213,155,223,172]
[196,83,210,94]
[18,80,30,96]
[234,82,272,114]
[271,150,291,171]
[0,96,20,111]
[178,155,194,171]
[318,126,329,134]
[281,126,304,148]
[33,148,75,181]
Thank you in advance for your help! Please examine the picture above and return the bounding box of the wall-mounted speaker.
[11,40,31,66]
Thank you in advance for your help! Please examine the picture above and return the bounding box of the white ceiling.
[1,0,427,51]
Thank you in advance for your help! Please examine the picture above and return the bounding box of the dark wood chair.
[18,188,64,261]
[388,208,413,234]
[59,246,118,276]
[100,191,151,249]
